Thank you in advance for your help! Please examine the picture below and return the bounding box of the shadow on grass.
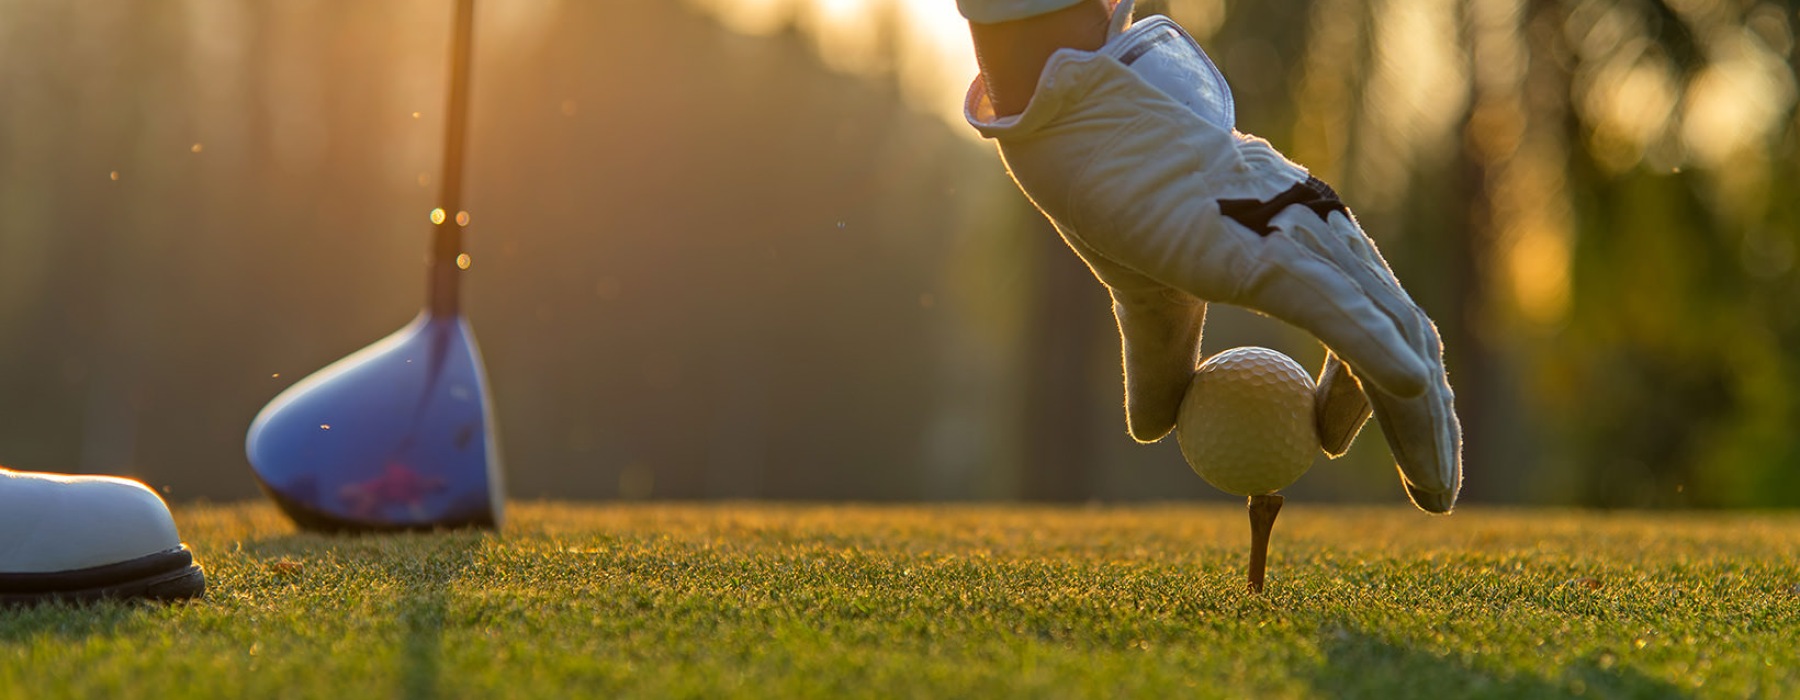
[0,600,155,643]
[400,564,456,700]
[244,530,486,700]
[1308,625,1688,699]
[381,534,483,700]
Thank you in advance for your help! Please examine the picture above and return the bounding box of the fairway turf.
[3,503,1797,698]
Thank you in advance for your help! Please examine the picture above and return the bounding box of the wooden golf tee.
[1247,494,1284,593]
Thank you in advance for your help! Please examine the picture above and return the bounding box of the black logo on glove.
[1217,176,1350,236]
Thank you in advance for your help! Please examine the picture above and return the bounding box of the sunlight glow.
[480,0,562,49]
[1681,26,1796,169]
[689,0,801,37]
[803,0,889,75]
[1356,0,1469,209]
[683,0,1229,138]
[1465,0,1574,326]
[1166,0,1228,39]
[1506,221,1572,325]
[180,0,250,158]
[1464,0,1527,165]
[685,0,980,136]
[893,2,981,133]
[1291,0,1364,183]
[1578,41,1678,173]
[1493,149,1574,325]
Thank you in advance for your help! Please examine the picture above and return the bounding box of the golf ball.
[1176,347,1318,496]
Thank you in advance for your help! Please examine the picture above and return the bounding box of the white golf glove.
[965,0,1462,512]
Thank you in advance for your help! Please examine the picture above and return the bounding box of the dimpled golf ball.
[1176,347,1318,496]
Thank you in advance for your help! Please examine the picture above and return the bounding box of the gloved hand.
[964,0,1461,512]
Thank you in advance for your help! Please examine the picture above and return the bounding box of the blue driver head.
[246,313,503,532]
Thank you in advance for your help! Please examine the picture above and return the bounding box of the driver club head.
[247,312,504,532]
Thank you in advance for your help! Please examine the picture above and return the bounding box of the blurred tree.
[1537,0,1798,507]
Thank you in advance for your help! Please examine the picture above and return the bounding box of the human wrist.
[967,0,1110,116]
[957,0,1090,24]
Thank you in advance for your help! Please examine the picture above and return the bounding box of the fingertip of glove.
[1124,384,1185,444]
[1404,481,1458,514]
[1126,417,1175,444]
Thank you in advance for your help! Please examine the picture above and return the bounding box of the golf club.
[246,0,503,532]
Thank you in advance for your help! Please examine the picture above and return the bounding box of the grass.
[3,502,1798,699]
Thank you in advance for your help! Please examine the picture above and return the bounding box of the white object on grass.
[0,467,205,603]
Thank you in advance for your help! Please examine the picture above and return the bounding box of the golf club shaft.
[1247,494,1283,593]
[430,0,476,317]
